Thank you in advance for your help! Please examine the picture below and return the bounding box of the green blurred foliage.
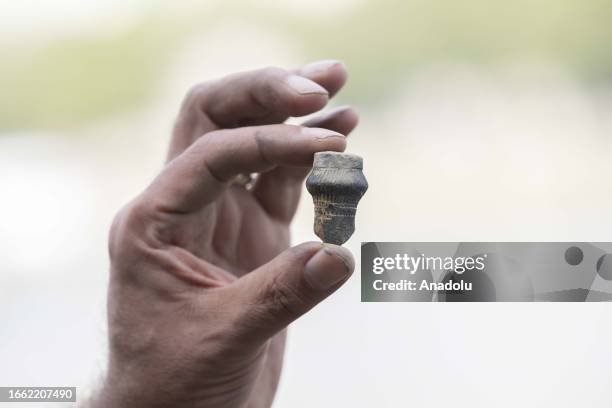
[1,0,611,131]
[294,0,612,103]
[0,16,184,131]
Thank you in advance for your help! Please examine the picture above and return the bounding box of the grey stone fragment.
[306,152,368,245]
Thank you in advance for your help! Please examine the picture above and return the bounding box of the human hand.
[93,61,359,408]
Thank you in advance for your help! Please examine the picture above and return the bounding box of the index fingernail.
[286,75,328,95]
[301,127,345,139]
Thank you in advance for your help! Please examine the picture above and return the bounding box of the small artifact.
[306,151,368,245]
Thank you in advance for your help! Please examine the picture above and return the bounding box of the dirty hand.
[93,61,358,408]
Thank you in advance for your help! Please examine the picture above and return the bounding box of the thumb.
[231,242,354,343]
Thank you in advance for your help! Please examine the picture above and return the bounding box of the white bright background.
[1,1,612,407]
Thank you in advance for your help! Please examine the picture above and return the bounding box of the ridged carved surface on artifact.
[306,152,368,245]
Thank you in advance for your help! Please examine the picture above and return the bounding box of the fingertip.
[284,75,330,116]
[285,75,328,96]
[291,94,330,117]
[301,105,360,136]
[325,61,348,92]
[300,126,345,139]
[304,243,355,291]
[327,105,360,132]
[300,126,348,154]
[339,105,359,126]
[299,60,348,96]
[323,244,355,271]
[300,60,346,76]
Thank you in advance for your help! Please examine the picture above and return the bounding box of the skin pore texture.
[90,60,359,408]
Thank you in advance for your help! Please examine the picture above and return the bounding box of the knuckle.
[257,81,281,110]
[183,81,213,110]
[108,203,133,258]
[108,197,155,261]
[255,67,290,106]
[123,198,153,229]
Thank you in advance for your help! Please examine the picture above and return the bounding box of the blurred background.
[2,0,612,406]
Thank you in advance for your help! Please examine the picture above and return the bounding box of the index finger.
[146,124,347,214]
